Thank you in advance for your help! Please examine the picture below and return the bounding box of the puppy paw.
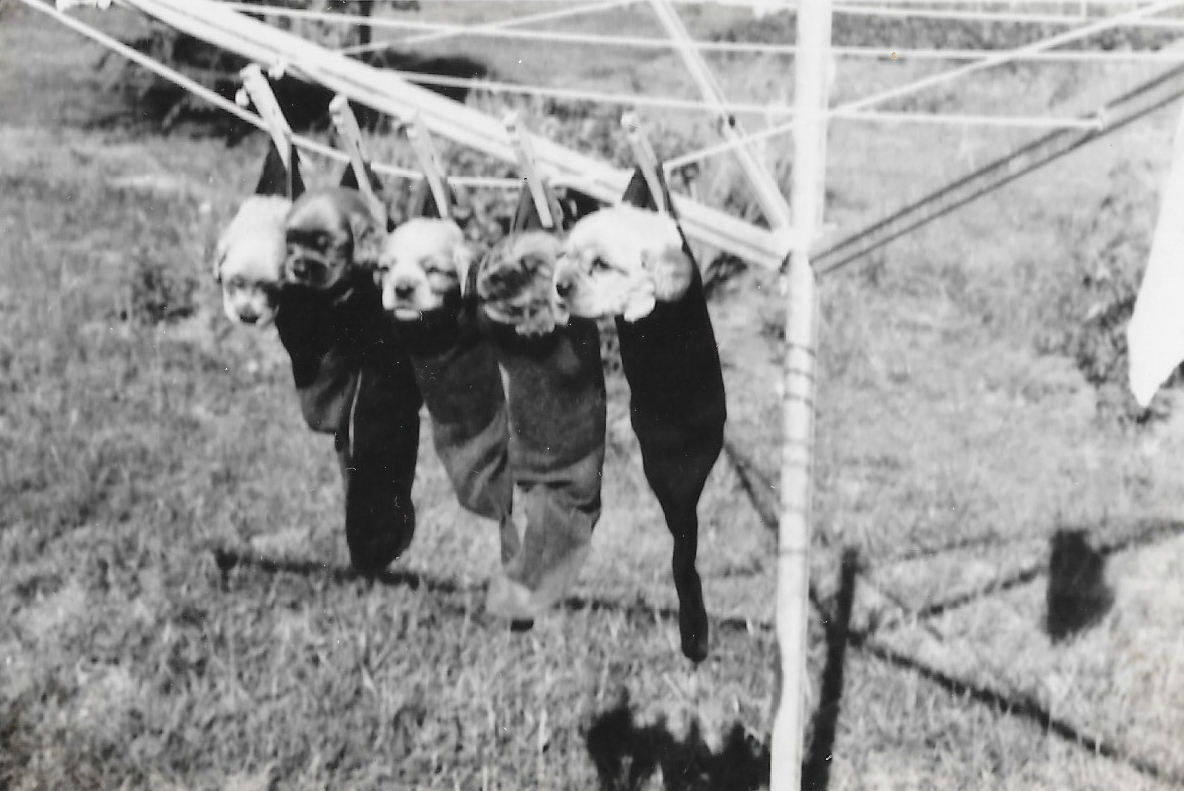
[485,573,540,621]
[622,291,657,323]
[514,313,557,336]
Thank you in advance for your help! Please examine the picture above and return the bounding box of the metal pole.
[772,2,831,790]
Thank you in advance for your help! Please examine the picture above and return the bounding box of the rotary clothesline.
[225,0,1184,59]
[665,0,1184,169]
[45,0,1121,195]
[45,0,1184,246]
[41,2,523,188]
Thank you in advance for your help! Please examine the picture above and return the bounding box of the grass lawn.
[3,2,1184,789]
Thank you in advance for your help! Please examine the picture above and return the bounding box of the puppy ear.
[641,245,695,302]
[349,212,386,271]
[453,241,476,295]
[212,236,228,284]
[549,284,570,328]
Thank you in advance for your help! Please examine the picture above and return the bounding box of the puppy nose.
[240,313,259,325]
[394,282,415,299]
[555,278,574,299]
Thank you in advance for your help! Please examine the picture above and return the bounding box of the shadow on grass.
[210,547,775,637]
[802,548,859,791]
[905,517,1184,625]
[586,693,769,791]
[856,636,1183,787]
[1046,529,1114,642]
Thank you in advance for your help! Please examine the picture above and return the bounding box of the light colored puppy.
[475,231,569,336]
[284,187,385,292]
[213,195,292,326]
[378,218,474,321]
[553,204,695,322]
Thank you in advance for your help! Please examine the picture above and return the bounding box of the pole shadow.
[802,548,859,791]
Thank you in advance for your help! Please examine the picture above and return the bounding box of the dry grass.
[4,3,1184,790]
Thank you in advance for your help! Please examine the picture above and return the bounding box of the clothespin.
[504,111,556,230]
[405,113,451,220]
[329,93,384,223]
[236,64,292,172]
[621,113,668,215]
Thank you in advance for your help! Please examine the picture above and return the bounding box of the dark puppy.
[476,229,606,620]
[284,187,385,293]
[554,172,726,663]
[275,167,422,576]
[378,210,517,565]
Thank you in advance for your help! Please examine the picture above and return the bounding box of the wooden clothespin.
[237,63,293,172]
[329,93,384,223]
[504,111,556,230]
[405,113,451,220]
[621,112,668,215]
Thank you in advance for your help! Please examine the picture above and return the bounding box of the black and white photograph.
[1,1,1182,789]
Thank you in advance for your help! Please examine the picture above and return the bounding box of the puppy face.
[213,195,291,326]
[476,231,568,336]
[553,205,695,322]
[378,218,473,321]
[283,188,384,291]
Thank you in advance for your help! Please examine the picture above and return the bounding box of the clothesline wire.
[226,0,1184,29]
[339,0,637,55]
[225,0,1184,55]
[663,0,1184,170]
[43,2,525,189]
[48,0,1135,190]
[46,0,1183,201]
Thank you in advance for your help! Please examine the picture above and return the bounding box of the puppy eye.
[591,257,611,272]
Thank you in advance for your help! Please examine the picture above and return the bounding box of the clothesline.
[225,0,1184,58]
[222,0,1184,62]
[50,0,1183,195]
[339,0,636,55]
[47,3,526,188]
[49,0,1121,190]
[664,0,1184,169]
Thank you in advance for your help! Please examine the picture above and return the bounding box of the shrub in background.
[1038,164,1179,422]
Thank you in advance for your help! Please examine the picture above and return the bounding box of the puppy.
[212,195,291,326]
[474,231,607,620]
[378,217,517,561]
[553,205,695,323]
[553,176,726,663]
[284,187,385,293]
[380,218,472,320]
[275,178,422,578]
[475,231,569,336]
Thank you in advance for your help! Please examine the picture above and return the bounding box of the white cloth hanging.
[1127,102,1184,408]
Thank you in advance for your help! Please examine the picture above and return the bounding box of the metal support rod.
[772,2,831,790]
[647,0,792,229]
[814,62,1184,275]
